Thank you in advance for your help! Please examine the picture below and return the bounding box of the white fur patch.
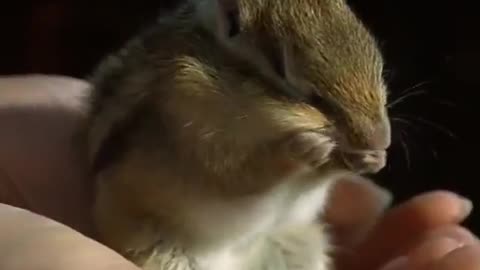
[187,169,336,270]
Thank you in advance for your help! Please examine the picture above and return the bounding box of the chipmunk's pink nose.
[369,119,391,150]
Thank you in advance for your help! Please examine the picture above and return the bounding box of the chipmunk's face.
[236,0,391,173]
[189,0,390,173]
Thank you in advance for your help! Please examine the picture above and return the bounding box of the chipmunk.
[82,0,391,269]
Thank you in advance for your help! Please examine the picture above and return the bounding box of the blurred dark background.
[1,1,478,232]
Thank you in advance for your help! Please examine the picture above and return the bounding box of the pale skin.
[0,75,479,270]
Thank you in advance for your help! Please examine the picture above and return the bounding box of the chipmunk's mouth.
[338,149,387,174]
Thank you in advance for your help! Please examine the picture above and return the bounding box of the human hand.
[0,75,478,270]
[327,179,477,270]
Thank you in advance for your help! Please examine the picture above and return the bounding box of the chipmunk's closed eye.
[268,44,287,78]
[310,94,326,108]
[226,10,240,37]
[309,93,337,116]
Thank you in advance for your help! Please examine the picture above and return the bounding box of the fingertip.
[425,244,480,270]
[407,237,464,268]
[334,190,474,270]
[342,175,393,206]
[422,225,479,247]
[327,175,392,223]
[325,176,392,246]
[459,197,473,217]
[389,190,471,228]
[380,256,409,270]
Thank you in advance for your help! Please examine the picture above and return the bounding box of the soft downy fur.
[82,0,391,269]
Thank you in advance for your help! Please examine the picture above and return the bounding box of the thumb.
[0,203,139,270]
[324,175,393,247]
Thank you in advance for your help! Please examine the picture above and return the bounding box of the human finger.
[0,203,139,270]
[323,175,392,247]
[424,244,480,270]
[0,75,94,235]
[335,191,473,270]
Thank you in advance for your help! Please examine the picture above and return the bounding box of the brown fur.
[239,0,388,148]
[82,0,391,268]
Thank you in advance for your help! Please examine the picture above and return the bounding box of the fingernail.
[456,195,474,217]
[375,186,393,209]
[462,198,473,216]
[381,256,409,270]
[424,226,478,247]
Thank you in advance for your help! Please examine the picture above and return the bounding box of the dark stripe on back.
[91,100,151,174]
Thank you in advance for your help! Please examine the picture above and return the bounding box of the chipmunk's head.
[160,0,390,174]
[234,0,391,173]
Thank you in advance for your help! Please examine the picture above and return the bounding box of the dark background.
[1,1,478,232]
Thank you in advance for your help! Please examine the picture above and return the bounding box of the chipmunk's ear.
[194,0,240,39]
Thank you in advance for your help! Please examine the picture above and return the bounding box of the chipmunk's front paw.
[287,131,335,168]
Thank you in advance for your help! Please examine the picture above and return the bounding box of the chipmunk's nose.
[339,117,391,174]
[369,118,391,150]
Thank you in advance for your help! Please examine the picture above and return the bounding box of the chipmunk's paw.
[287,131,335,168]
